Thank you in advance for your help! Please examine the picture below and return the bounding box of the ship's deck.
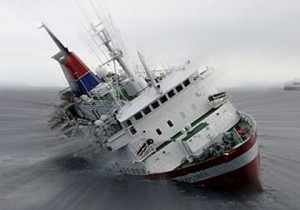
[176,116,254,169]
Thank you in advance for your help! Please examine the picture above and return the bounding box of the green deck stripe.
[156,140,173,151]
[170,107,219,141]
[191,107,218,127]
[171,131,183,140]
[182,122,208,142]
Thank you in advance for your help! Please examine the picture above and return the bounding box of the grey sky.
[0,0,300,87]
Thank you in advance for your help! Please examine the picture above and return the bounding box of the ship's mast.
[138,51,160,92]
[90,23,134,79]
[90,23,147,98]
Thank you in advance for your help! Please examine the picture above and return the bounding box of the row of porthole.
[124,78,191,128]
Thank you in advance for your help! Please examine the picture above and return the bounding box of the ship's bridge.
[117,66,210,122]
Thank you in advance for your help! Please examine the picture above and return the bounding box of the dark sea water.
[0,87,299,210]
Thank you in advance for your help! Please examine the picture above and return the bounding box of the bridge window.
[167,120,174,127]
[129,126,137,135]
[156,128,162,135]
[134,112,143,120]
[176,84,183,93]
[167,90,175,98]
[151,101,160,109]
[143,106,151,115]
[159,95,168,104]
[180,111,187,119]
[124,120,132,127]
[183,79,191,87]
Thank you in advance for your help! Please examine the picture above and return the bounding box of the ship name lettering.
[187,171,208,182]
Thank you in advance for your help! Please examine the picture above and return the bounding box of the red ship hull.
[195,154,262,191]
[146,132,262,191]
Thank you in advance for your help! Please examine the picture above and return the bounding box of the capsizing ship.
[43,21,262,191]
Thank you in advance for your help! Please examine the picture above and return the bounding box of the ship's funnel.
[62,52,101,95]
[41,24,101,96]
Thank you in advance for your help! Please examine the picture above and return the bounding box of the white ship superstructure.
[109,67,239,174]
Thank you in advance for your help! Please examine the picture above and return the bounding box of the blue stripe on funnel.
[75,72,101,95]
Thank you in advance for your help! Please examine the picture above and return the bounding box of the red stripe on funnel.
[62,52,90,80]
